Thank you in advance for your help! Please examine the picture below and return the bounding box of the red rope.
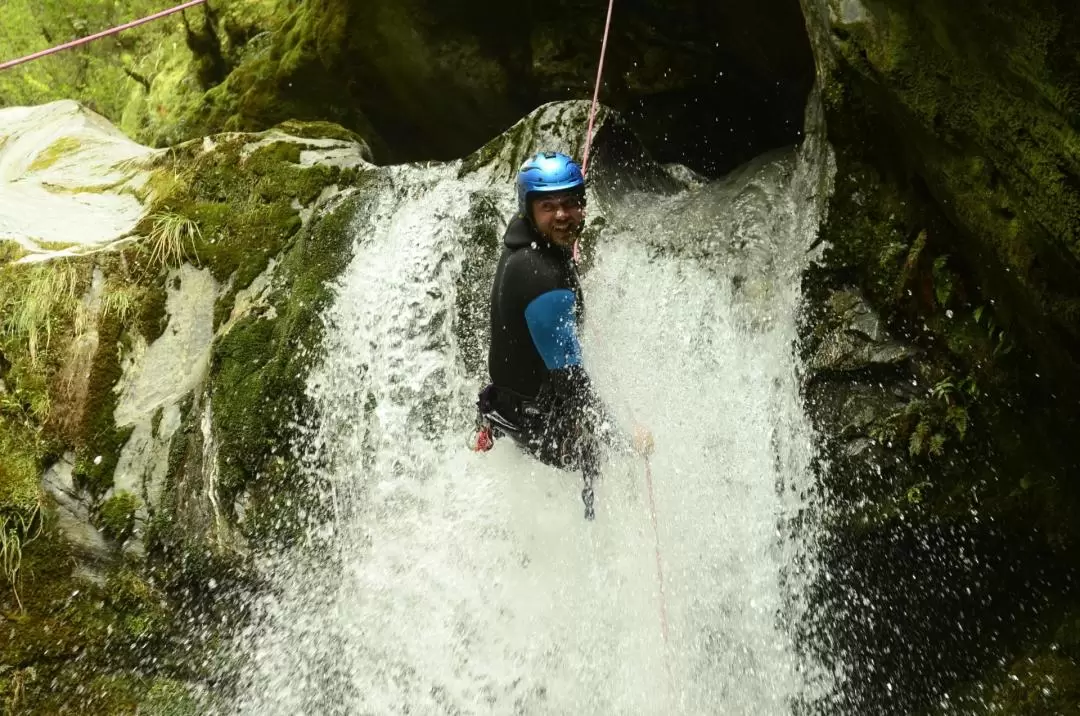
[643,454,677,706]
[0,0,207,72]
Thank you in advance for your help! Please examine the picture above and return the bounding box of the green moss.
[209,186,373,542]
[941,625,1080,716]
[97,491,141,542]
[72,314,130,497]
[0,241,26,266]
[0,529,179,714]
[274,119,366,144]
[811,7,1080,702]
[0,423,41,518]
[139,678,199,716]
[26,137,85,173]
[139,283,170,342]
[145,138,341,326]
[829,0,1080,388]
[0,0,196,143]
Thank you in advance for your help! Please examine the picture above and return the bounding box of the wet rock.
[0,101,158,258]
[808,288,918,372]
[41,454,110,565]
[1,1,814,176]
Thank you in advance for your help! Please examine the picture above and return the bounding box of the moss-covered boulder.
[0,102,372,711]
[803,0,1080,395]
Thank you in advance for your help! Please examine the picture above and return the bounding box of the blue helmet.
[516,151,585,217]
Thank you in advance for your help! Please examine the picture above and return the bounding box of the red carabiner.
[472,425,494,452]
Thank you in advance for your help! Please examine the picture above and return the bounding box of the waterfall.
[219,111,836,715]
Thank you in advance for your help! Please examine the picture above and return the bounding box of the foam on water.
[223,133,834,714]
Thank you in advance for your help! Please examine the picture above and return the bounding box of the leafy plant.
[930,374,980,405]
[909,418,933,457]
[973,303,1014,356]
[930,378,956,403]
[945,404,969,439]
[905,480,932,505]
[932,254,954,306]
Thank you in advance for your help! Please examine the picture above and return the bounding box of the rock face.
[0,97,645,713]
[2,0,1080,712]
[797,0,1080,711]
[0,101,158,257]
[802,0,1080,397]
[0,101,374,712]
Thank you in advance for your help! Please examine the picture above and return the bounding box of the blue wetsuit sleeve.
[524,289,582,370]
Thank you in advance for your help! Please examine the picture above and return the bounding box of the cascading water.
[220,110,836,714]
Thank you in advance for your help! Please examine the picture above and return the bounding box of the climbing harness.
[0,0,207,72]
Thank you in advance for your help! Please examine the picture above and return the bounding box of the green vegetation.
[826,0,1080,392]
[206,186,373,543]
[0,430,43,612]
[0,122,363,708]
[806,0,1080,709]
[0,260,86,366]
[97,491,141,542]
[147,212,202,268]
[0,527,190,715]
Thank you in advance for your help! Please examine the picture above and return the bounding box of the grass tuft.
[147,212,201,268]
[0,260,83,365]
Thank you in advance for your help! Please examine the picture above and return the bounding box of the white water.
[223,129,834,714]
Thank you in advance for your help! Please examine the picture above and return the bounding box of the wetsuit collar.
[504,216,573,257]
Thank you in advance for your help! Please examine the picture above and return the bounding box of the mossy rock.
[207,185,377,543]
[145,136,343,302]
[0,131,351,707]
[273,119,368,145]
[97,490,141,542]
[72,313,130,498]
[0,422,42,519]
[139,678,200,716]
[821,0,1080,399]
[0,527,182,714]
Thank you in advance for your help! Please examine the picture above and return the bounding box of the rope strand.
[0,0,206,72]
[580,0,617,177]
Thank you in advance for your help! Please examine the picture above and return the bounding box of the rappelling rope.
[0,0,207,72]
[579,0,616,178]
[576,0,675,695]
[573,0,616,266]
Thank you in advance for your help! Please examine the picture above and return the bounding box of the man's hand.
[632,424,655,457]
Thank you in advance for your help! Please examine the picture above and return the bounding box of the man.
[475,150,652,520]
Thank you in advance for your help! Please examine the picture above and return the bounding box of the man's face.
[530,192,585,247]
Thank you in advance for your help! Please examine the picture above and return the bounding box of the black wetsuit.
[479,216,615,518]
